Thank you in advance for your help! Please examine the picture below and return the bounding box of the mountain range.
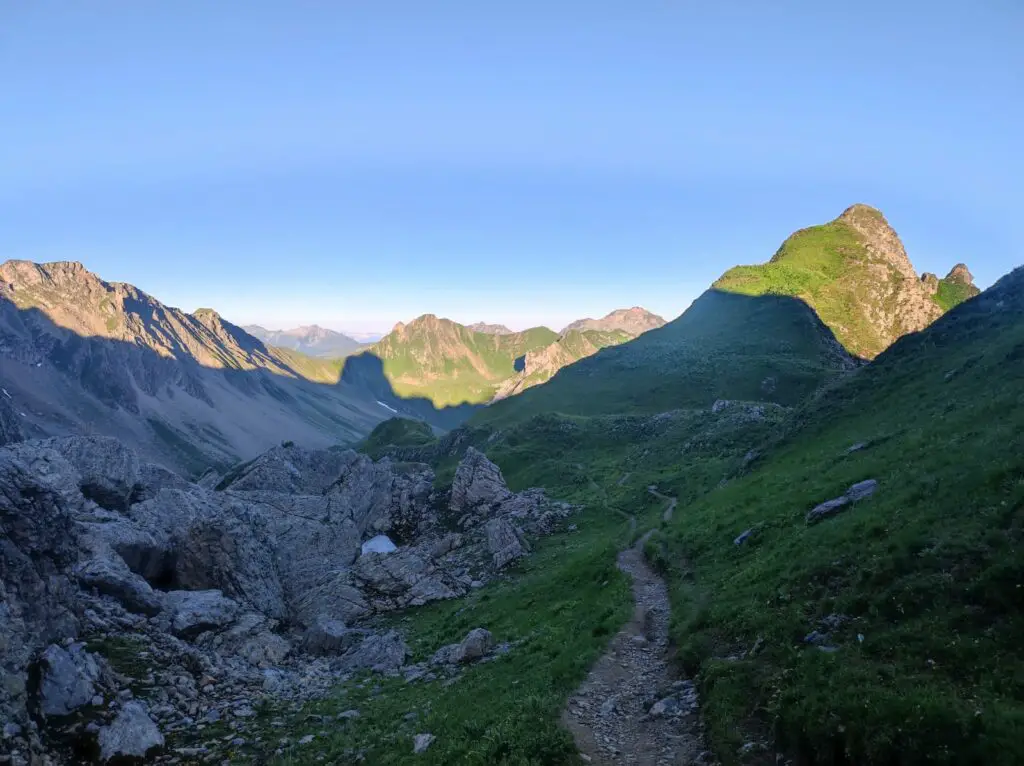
[0,260,667,473]
[242,324,365,358]
[4,202,1023,765]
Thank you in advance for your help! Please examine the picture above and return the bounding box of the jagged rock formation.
[0,435,570,763]
[0,260,403,475]
[714,204,978,358]
[561,307,666,336]
[242,324,363,358]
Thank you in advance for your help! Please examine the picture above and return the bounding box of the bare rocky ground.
[563,529,713,766]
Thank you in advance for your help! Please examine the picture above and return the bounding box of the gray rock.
[733,529,754,546]
[35,643,102,718]
[806,479,878,523]
[75,551,162,616]
[353,548,464,611]
[805,496,852,523]
[97,700,164,763]
[302,616,361,656]
[2,722,22,739]
[0,447,82,727]
[847,479,878,501]
[40,435,140,511]
[0,394,23,446]
[163,590,240,638]
[485,518,529,569]
[431,628,495,666]
[450,448,511,516]
[342,630,408,672]
[413,732,436,754]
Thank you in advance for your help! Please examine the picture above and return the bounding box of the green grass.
[476,290,852,425]
[359,317,638,409]
[644,271,1024,764]
[712,218,903,358]
[932,277,980,312]
[360,417,437,458]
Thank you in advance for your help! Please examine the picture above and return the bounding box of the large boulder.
[302,615,362,656]
[341,630,408,673]
[353,548,465,611]
[431,628,494,666]
[74,550,162,616]
[34,643,103,718]
[450,448,512,517]
[162,590,240,638]
[0,448,82,728]
[40,435,140,511]
[485,518,529,569]
[97,701,164,763]
[218,444,357,494]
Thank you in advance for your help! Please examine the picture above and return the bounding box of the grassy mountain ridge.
[641,267,1024,763]
[349,312,651,408]
[477,289,856,425]
[714,204,977,358]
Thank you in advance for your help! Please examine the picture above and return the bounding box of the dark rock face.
[0,435,571,762]
[0,449,82,730]
[0,393,23,445]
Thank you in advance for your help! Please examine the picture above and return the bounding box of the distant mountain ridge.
[562,306,666,336]
[243,323,364,358]
[345,309,658,408]
[467,322,516,335]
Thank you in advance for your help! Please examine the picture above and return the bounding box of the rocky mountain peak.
[562,307,666,336]
[945,263,975,285]
[834,203,916,281]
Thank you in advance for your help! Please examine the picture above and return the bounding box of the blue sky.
[2,2,1021,333]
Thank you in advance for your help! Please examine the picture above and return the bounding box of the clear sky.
[2,2,1021,334]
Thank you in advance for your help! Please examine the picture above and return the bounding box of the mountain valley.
[2,204,1021,766]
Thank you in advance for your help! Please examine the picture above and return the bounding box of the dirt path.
[562,530,711,765]
[647,486,678,522]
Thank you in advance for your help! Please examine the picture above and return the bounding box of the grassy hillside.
[642,269,1024,764]
[477,290,854,426]
[352,315,640,409]
[713,205,969,359]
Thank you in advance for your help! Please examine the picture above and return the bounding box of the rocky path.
[562,530,711,765]
[647,486,678,522]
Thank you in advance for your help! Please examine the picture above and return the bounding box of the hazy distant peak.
[468,322,515,335]
[561,307,666,336]
[242,323,362,358]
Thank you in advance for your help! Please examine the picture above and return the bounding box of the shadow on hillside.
[478,289,867,422]
[0,298,477,463]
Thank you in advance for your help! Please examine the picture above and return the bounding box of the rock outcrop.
[0,435,572,763]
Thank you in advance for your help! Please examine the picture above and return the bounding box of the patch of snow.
[361,534,397,556]
[376,400,399,414]
[1,388,10,398]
